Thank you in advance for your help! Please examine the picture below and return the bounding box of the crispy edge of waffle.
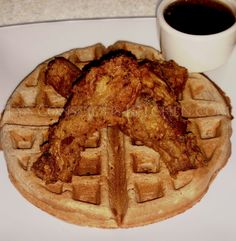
[0,41,233,228]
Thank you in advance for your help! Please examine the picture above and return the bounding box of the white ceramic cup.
[157,0,236,72]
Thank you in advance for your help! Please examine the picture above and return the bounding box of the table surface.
[0,0,160,26]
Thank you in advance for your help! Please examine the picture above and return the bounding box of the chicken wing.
[46,57,81,97]
[121,64,205,175]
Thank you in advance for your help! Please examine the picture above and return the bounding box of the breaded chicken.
[33,50,205,183]
[32,51,141,182]
[121,64,205,175]
[121,95,205,176]
[141,59,188,96]
[46,57,81,97]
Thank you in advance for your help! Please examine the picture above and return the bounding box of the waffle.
[0,41,232,228]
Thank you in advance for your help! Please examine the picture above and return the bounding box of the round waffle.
[0,41,232,228]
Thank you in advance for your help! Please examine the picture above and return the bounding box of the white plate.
[0,17,235,241]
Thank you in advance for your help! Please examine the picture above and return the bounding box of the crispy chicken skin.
[32,50,205,183]
[46,57,81,97]
[141,59,188,96]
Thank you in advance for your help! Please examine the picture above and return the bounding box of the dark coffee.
[164,0,236,35]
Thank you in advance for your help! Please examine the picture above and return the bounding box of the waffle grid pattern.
[0,43,231,227]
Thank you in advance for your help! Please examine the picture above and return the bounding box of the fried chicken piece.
[45,57,81,97]
[122,95,205,175]
[121,65,206,175]
[32,51,141,183]
[33,50,205,183]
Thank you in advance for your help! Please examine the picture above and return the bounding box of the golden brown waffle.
[0,41,232,228]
